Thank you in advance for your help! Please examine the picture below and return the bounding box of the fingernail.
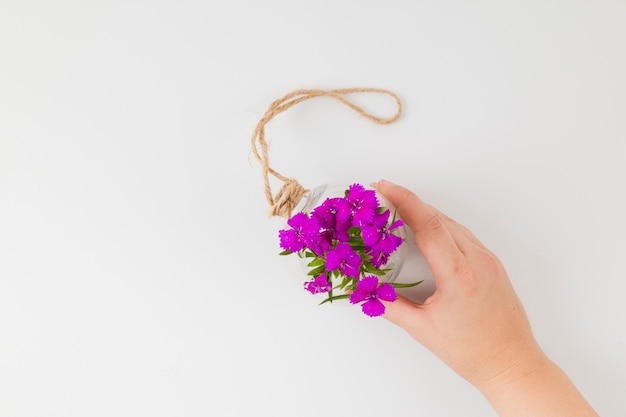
[379,179,396,187]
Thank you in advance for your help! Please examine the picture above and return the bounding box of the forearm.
[479,354,599,417]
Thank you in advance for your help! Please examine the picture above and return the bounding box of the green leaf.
[391,280,424,288]
[307,258,325,267]
[307,265,326,276]
[362,263,375,272]
[319,294,351,305]
[279,250,292,256]
[337,276,352,290]
[348,226,360,235]
[363,262,387,275]
[305,251,317,258]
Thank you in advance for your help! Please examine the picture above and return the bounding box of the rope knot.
[269,179,308,218]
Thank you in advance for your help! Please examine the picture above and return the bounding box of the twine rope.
[250,88,402,218]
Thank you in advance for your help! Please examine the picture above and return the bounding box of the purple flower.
[325,242,362,278]
[312,197,351,228]
[346,184,379,226]
[368,248,391,269]
[311,197,352,242]
[304,275,332,294]
[279,212,321,253]
[361,210,404,267]
[313,230,333,256]
[349,276,397,317]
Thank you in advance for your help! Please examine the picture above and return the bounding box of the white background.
[1,1,625,416]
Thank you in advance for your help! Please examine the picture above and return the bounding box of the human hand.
[373,179,542,389]
[373,180,599,417]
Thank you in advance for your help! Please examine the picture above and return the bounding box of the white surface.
[1,1,625,416]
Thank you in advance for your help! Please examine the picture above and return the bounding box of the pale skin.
[372,179,599,417]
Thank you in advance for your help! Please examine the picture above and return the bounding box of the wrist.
[472,339,549,395]
[476,348,599,417]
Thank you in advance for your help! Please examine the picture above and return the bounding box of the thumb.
[383,294,423,334]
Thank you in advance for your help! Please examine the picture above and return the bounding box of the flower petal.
[356,276,379,294]
[389,219,404,231]
[334,198,352,223]
[361,298,385,317]
[376,234,403,254]
[352,206,376,226]
[361,224,381,247]
[287,212,309,229]
[349,289,368,304]
[304,275,332,294]
[375,283,397,302]
[325,249,341,271]
[279,229,303,252]
[341,263,361,279]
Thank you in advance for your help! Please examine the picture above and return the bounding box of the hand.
[373,179,539,387]
[373,180,599,417]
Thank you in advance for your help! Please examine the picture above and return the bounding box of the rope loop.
[250,88,402,218]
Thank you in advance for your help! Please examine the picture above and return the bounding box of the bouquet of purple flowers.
[278,183,420,317]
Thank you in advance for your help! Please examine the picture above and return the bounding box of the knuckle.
[476,248,502,271]
[424,212,445,232]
